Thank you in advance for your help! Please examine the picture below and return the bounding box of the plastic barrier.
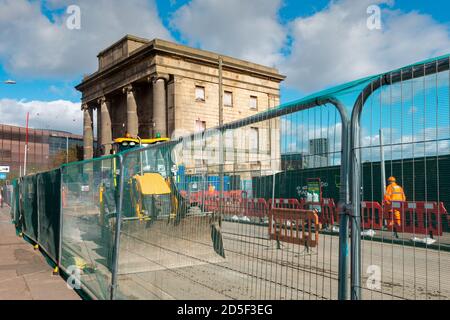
[204,194,219,212]
[228,190,248,200]
[385,201,447,237]
[361,201,383,230]
[241,198,268,219]
[269,208,319,248]
[219,197,242,215]
[271,198,302,209]
[318,198,338,226]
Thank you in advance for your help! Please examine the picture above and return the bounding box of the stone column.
[98,96,112,155]
[96,106,101,154]
[152,75,169,137]
[82,103,94,159]
[123,84,138,136]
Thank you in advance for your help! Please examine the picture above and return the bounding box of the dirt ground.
[114,218,450,300]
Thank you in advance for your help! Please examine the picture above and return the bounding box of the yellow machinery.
[112,134,169,154]
[99,133,225,260]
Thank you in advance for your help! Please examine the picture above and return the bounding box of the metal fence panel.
[60,156,119,299]
[114,101,348,300]
[350,56,450,300]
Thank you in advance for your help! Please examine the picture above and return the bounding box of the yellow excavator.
[99,133,225,264]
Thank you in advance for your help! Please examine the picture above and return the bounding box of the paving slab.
[0,206,80,300]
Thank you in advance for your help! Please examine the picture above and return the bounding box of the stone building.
[76,35,284,175]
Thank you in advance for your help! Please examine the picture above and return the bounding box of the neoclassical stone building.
[76,35,284,173]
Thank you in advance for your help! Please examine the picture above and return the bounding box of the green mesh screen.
[36,169,61,263]
[20,175,38,242]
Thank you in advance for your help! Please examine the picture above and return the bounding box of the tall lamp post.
[2,80,17,178]
[23,112,29,176]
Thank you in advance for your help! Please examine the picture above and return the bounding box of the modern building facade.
[0,124,83,180]
[76,35,285,175]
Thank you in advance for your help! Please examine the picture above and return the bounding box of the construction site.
[2,51,450,301]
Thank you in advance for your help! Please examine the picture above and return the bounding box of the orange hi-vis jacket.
[384,183,406,203]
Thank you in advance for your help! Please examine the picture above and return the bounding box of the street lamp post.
[23,112,29,176]
[3,80,17,177]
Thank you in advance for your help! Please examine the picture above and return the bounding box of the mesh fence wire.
[115,103,345,300]
[354,59,450,300]
[59,155,119,299]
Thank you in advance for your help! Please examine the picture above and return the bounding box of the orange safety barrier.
[268,208,319,248]
[220,197,243,215]
[326,199,337,224]
[242,198,269,218]
[361,201,383,230]
[385,201,447,237]
[229,190,248,200]
[301,198,336,226]
[271,198,302,209]
[204,194,219,212]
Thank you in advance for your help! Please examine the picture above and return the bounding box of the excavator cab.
[112,134,170,154]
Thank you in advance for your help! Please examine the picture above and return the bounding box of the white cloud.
[280,0,450,93]
[0,0,172,79]
[0,99,82,134]
[170,0,286,67]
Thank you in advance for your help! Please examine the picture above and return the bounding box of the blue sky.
[0,0,449,134]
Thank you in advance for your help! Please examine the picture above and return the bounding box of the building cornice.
[76,37,285,94]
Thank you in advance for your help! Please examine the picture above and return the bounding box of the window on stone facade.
[195,86,205,101]
[224,91,233,107]
[195,120,206,132]
[249,95,258,109]
[249,127,259,151]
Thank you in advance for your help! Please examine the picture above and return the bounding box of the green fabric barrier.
[20,175,38,242]
[37,169,61,263]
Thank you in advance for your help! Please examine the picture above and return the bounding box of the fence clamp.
[337,201,352,216]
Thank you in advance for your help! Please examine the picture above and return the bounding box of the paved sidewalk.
[0,206,80,300]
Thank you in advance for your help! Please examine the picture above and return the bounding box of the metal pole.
[350,115,362,300]
[23,112,29,176]
[218,56,224,201]
[66,136,69,164]
[379,129,386,196]
[218,56,223,127]
[110,154,124,300]
[319,98,350,300]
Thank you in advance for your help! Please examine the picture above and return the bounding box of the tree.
[51,145,84,168]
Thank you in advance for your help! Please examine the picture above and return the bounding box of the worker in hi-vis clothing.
[384,176,406,238]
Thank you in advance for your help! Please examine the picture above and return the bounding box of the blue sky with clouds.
[0,0,449,134]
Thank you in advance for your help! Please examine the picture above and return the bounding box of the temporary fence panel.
[36,169,61,263]
[6,53,450,301]
[60,155,119,299]
[10,180,19,224]
[350,56,450,300]
[114,97,349,301]
[20,175,38,243]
